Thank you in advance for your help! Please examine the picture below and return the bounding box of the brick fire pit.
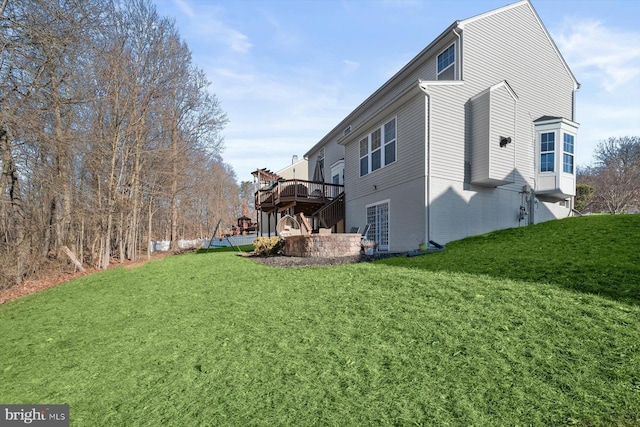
[283,234,362,258]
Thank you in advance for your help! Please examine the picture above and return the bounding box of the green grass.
[382,215,640,304]
[1,216,639,426]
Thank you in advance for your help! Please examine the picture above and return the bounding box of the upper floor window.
[540,132,555,172]
[360,118,397,177]
[437,44,455,80]
[563,133,574,174]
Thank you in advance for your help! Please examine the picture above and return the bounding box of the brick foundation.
[284,234,362,257]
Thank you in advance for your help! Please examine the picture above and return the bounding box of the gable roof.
[305,0,579,159]
[459,0,578,91]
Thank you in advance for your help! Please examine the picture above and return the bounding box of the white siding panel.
[337,1,576,247]
[489,85,516,183]
[428,85,468,182]
[347,176,425,253]
[345,94,425,201]
[470,90,491,184]
[307,141,344,182]
[463,4,574,120]
[430,177,523,244]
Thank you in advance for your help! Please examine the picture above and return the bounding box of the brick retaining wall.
[284,234,362,257]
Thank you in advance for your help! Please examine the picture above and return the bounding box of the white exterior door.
[366,200,389,252]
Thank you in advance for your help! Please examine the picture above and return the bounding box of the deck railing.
[311,192,345,230]
[255,179,344,210]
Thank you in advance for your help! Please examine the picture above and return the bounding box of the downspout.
[570,83,580,216]
[419,81,432,246]
[452,27,462,81]
[572,82,581,123]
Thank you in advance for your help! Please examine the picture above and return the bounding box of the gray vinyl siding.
[487,84,516,185]
[466,83,520,188]
[469,90,491,184]
[306,141,344,183]
[462,3,574,116]
[306,1,576,247]
[462,3,574,186]
[423,2,576,243]
[428,84,468,182]
[346,176,426,253]
[307,35,456,162]
[343,94,426,252]
[344,93,425,201]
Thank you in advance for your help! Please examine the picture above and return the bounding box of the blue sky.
[153,0,640,183]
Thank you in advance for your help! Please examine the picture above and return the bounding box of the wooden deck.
[256,179,344,215]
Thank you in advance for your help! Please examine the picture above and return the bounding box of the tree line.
[1,0,240,287]
[576,136,640,214]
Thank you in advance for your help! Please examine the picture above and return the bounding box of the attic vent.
[343,126,351,136]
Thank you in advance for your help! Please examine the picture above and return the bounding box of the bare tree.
[578,136,640,214]
[0,0,232,288]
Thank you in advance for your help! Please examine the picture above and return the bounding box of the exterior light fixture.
[499,136,512,147]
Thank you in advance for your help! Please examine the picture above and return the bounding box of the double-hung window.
[540,132,555,172]
[384,118,396,164]
[437,44,455,80]
[359,137,369,176]
[563,133,574,174]
[359,118,397,177]
[371,129,382,171]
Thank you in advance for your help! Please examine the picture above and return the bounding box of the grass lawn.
[1,215,639,426]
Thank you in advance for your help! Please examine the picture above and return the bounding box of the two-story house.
[256,0,579,253]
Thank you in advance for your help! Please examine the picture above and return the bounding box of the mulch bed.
[247,252,403,267]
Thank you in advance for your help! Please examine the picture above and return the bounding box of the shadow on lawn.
[380,253,640,306]
[378,216,640,306]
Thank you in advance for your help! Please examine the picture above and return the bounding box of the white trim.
[365,199,391,252]
[330,159,344,185]
[358,116,398,177]
[436,43,456,80]
[338,84,419,146]
[418,80,465,90]
[457,0,527,28]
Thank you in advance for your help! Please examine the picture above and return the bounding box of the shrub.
[253,237,280,256]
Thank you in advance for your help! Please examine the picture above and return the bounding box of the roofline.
[458,0,528,27]
[533,116,580,128]
[459,0,579,91]
[305,0,579,158]
[305,20,462,158]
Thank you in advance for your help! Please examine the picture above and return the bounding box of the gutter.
[304,21,464,159]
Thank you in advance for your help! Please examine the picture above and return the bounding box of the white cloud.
[343,59,360,74]
[554,19,640,92]
[172,0,195,18]
[174,1,252,54]
[204,22,252,54]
